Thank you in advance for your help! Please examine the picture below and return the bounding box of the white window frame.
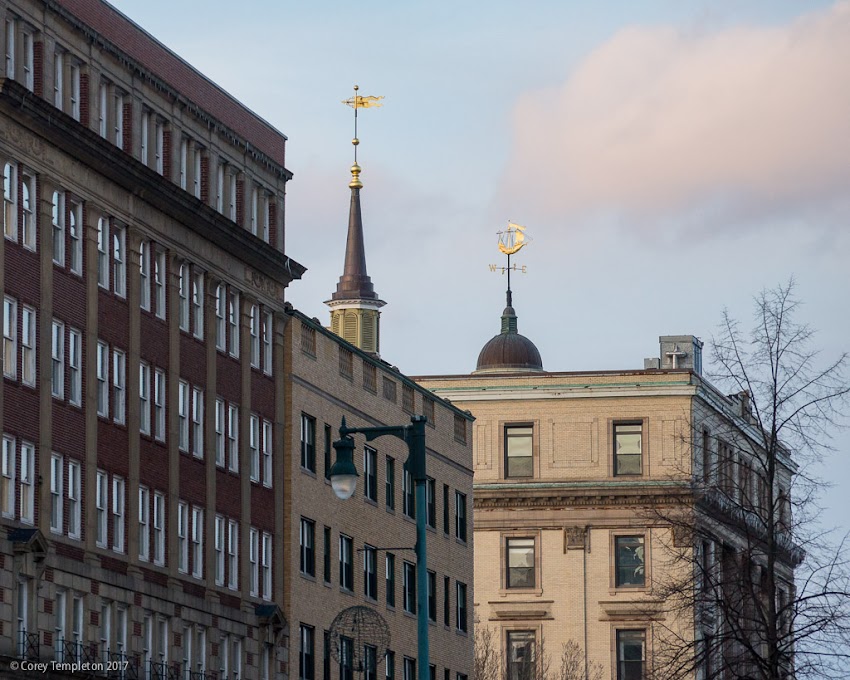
[228,404,239,472]
[138,486,150,561]
[51,320,64,399]
[95,470,108,547]
[139,362,151,435]
[215,398,226,467]
[215,284,226,351]
[21,306,36,387]
[192,271,204,339]
[68,328,81,406]
[249,414,260,482]
[113,224,126,297]
[3,295,16,379]
[1,436,15,518]
[21,170,35,251]
[5,21,15,86]
[97,218,109,288]
[192,387,204,458]
[261,532,272,601]
[112,476,125,553]
[52,190,65,267]
[216,162,225,213]
[214,515,225,586]
[179,263,190,331]
[113,349,126,424]
[20,442,34,523]
[114,90,124,149]
[68,200,82,275]
[262,311,273,375]
[69,62,80,121]
[67,459,81,540]
[153,491,165,566]
[262,419,272,489]
[22,30,33,91]
[154,368,166,441]
[139,241,151,311]
[54,50,64,109]
[227,520,239,590]
[178,380,190,451]
[177,501,189,573]
[191,506,204,579]
[263,193,271,244]
[155,120,164,175]
[3,162,17,242]
[154,249,166,319]
[98,81,108,138]
[228,172,237,221]
[180,137,188,190]
[141,110,150,166]
[250,304,260,368]
[50,453,64,534]
[229,291,240,357]
[249,527,259,597]
[193,146,202,199]
[97,341,109,417]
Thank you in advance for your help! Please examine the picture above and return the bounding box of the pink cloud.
[506,2,850,230]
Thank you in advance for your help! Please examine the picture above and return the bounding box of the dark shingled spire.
[332,185,379,301]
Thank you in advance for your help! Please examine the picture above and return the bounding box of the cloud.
[505,2,850,233]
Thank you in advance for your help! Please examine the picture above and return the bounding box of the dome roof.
[474,303,544,374]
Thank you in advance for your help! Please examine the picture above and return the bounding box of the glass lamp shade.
[330,435,360,500]
[331,473,358,500]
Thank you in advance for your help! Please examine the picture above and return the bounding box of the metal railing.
[149,661,181,680]
[107,652,141,680]
[18,629,40,660]
[61,639,99,666]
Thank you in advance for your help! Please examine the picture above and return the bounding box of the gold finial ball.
[350,163,361,174]
[352,138,359,146]
[354,84,359,91]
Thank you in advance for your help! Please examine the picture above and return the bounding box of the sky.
[111,0,850,533]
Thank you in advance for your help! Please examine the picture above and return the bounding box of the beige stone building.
[416,295,796,680]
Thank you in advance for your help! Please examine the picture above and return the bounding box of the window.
[113,91,125,149]
[97,218,109,287]
[113,349,126,424]
[263,311,273,374]
[455,492,467,542]
[364,545,377,599]
[69,63,80,121]
[456,582,468,632]
[51,321,64,398]
[324,424,332,480]
[153,492,165,565]
[615,536,646,587]
[141,110,150,166]
[21,306,36,387]
[179,138,188,190]
[423,397,435,426]
[263,193,271,243]
[97,341,109,416]
[154,369,166,441]
[3,162,17,241]
[340,636,354,680]
[386,457,395,510]
[139,241,151,310]
[21,171,35,250]
[178,380,189,451]
[215,285,227,350]
[403,468,415,519]
[443,576,450,626]
[54,589,66,660]
[96,470,108,547]
[614,423,643,476]
[138,486,150,561]
[177,501,189,573]
[365,447,377,502]
[427,571,436,622]
[191,507,204,578]
[67,460,81,540]
[363,362,377,393]
[139,363,151,435]
[301,414,316,473]
[216,162,225,213]
[214,516,225,586]
[339,346,353,380]
[155,120,165,175]
[215,399,226,466]
[193,147,202,199]
[339,534,353,591]
[402,384,415,413]
[192,387,204,457]
[68,328,81,404]
[178,264,190,331]
[301,322,316,357]
[427,478,436,529]
[50,454,63,533]
[443,485,450,534]
[154,250,166,319]
[228,404,239,472]
[69,200,82,275]
[192,271,204,339]
[454,414,467,444]
[300,518,315,577]
[403,658,415,680]
[365,646,377,680]
[385,553,395,607]
[385,651,395,680]
[506,538,535,589]
[383,378,396,403]
[52,191,65,266]
[250,304,260,367]
[229,172,237,222]
[229,292,240,357]
[20,442,34,523]
[249,527,259,596]
[250,414,260,481]
[22,30,33,91]
[3,296,16,379]
[300,625,315,680]
[113,225,126,297]
[261,532,272,600]
[263,419,273,488]
[505,426,533,478]
[250,187,258,235]
[616,630,645,680]
[403,561,416,614]
[112,476,125,552]
[3,21,11,80]
[323,526,332,584]
[1,436,14,518]
[507,631,535,680]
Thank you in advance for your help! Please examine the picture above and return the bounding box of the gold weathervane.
[342,85,384,189]
[490,222,531,304]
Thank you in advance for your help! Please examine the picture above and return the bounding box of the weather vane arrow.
[341,85,384,188]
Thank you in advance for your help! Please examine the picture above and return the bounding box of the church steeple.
[325,86,386,355]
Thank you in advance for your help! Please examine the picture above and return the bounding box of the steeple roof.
[331,172,380,301]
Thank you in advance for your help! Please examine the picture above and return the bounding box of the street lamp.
[330,415,429,680]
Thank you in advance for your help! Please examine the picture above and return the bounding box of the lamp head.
[330,434,359,500]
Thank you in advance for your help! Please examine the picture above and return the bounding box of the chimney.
[659,335,704,374]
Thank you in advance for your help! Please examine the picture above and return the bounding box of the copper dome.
[474,303,544,374]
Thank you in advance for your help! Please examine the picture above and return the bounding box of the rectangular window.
[363,362,377,393]
[139,363,151,435]
[443,485,450,534]
[301,323,317,357]
[141,110,150,166]
[96,470,108,547]
[386,553,395,607]
[138,486,150,561]
[54,51,64,107]
[263,419,273,488]
[215,399,226,466]
[67,460,81,540]
[615,536,646,587]
[50,453,64,533]
[505,425,533,478]
[402,384,415,413]
[193,147,202,199]
[385,652,395,680]
[51,320,65,398]
[97,218,109,287]
[192,272,204,339]
[365,447,377,502]
[139,241,151,311]
[155,121,164,175]
[154,250,166,319]
[52,190,65,266]
[301,414,316,473]
[214,515,225,586]
[228,404,239,472]
[454,414,467,444]
[22,31,33,91]
[113,91,124,149]
[215,284,226,350]
[300,518,315,577]
[112,476,125,552]
[154,369,166,441]
[614,423,643,476]
[249,527,259,596]
[427,570,436,622]
[456,582,467,632]
[153,492,165,565]
[192,387,204,457]
[250,187,258,236]
[3,296,16,379]
[365,646,377,680]
[21,171,35,250]
[507,631,535,680]
[21,306,36,387]
[4,20,14,87]
[112,349,126,424]
[364,545,377,600]
[178,380,189,451]
[113,225,126,297]
[68,328,81,404]
[616,630,645,680]
[69,63,80,121]
[249,414,260,482]
[229,291,240,357]
[68,200,82,275]
[263,311,273,375]
[323,526,332,584]
[403,659,415,680]
[300,625,315,680]
[179,138,188,190]
[250,304,260,368]
[262,532,272,600]
[403,468,415,519]
[19,442,34,523]
[3,162,17,241]
[386,457,395,510]
[97,341,109,416]
[98,82,108,137]
[339,534,353,591]
[324,424,332,480]
[506,538,535,589]
[455,491,467,542]
[443,577,450,626]
[340,636,353,680]
[423,397,435,426]
[178,264,190,331]
[1,436,14,518]
[191,507,204,578]
[229,172,237,222]
[427,478,436,529]
[403,561,416,614]
[177,501,189,573]
[227,520,239,589]
[216,162,225,213]
[339,347,353,380]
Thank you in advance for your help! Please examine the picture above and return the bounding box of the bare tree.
[650,280,850,680]
[555,640,604,680]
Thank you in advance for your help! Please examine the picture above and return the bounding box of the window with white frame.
[179,137,188,190]
[139,363,151,435]
[2,296,15,379]
[229,172,237,221]
[263,311,273,375]
[69,200,82,275]
[250,186,258,235]
[113,90,125,149]
[178,264,190,331]
[216,162,225,213]
[3,162,17,241]
[54,50,64,108]
[18,441,33,523]
[21,306,35,387]
[192,506,204,578]
[52,190,65,266]
[50,453,64,533]
[228,404,239,472]
[97,218,109,288]
[139,241,151,311]
[67,460,81,540]
[227,520,239,589]
[249,414,260,482]
[21,170,35,250]
[229,291,240,357]
[261,532,272,600]
[155,120,164,175]
[68,328,81,405]
[193,146,202,199]
[22,29,33,91]
[263,193,271,243]
[111,224,127,296]
[69,62,80,121]
[112,476,125,552]
[1,436,14,518]
[250,304,260,367]
[215,284,226,350]
[51,320,64,398]
[192,271,204,339]
[5,20,15,86]
[154,249,166,319]
[138,486,150,561]
[96,470,108,547]
[177,501,189,573]
[262,419,272,488]
[113,349,126,424]
[141,110,150,166]
[178,380,189,451]
[98,81,108,137]
[153,491,165,566]
[97,341,109,416]
[154,369,165,441]
[215,398,226,466]
[192,387,204,457]
[214,515,225,586]
[249,527,259,596]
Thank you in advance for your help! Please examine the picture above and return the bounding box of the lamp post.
[330,415,429,680]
